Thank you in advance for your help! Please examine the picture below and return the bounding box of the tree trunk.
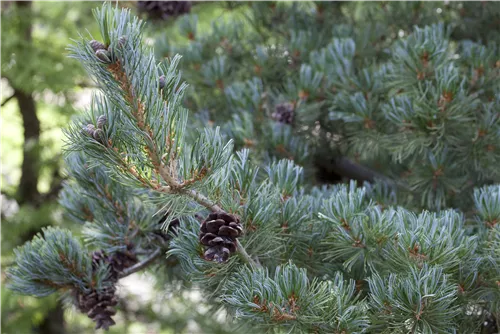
[14,0,40,204]
[13,2,66,333]
[15,88,41,204]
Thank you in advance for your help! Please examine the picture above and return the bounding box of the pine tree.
[154,1,500,211]
[6,3,500,333]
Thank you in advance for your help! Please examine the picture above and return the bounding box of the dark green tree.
[155,1,500,212]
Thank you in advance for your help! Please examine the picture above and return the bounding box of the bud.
[89,40,106,52]
[118,36,127,47]
[159,75,166,89]
[95,49,111,63]
[96,115,107,129]
[83,124,96,137]
[92,128,105,143]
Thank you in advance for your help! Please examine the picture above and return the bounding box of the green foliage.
[368,266,460,333]
[154,2,500,211]
[7,226,108,297]
[224,263,369,333]
[1,197,70,334]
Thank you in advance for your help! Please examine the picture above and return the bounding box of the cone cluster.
[75,248,137,330]
[271,102,295,124]
[89,39,114,64]
[137,1,191,21]
[200,212,243,263]
[82,115,107,144]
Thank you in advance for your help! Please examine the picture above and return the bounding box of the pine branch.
[118,247,163,278]
[9,3,500,332]
[184,188,222,212]
[332,156,388,184]
[7,227,100,297]
[1,93,15,107]
[105,55,259,268]
[235,240,259,268]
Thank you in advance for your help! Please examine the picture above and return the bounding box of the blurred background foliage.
[2,1,97,333]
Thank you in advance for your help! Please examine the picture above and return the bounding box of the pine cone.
[91,248,138,280]
[75,249,138,329]
[137,1,191,21]
[92,128,104,142]
[271,102,295,125]
[82,124,96,137]
[91,250,110,270]
[95,49,111,63]
[89,40,107,52]
[159,75,166,89]
[108,250,138,279]
[118,35,127,48]
[200,212,243,263]
[75,286,118,330]
[82,123,107,145]
[96,115,107,129]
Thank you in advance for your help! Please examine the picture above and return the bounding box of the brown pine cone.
[76,248,138,329]
[200,212,243,263]
[74,285,118,330]
[109,250,138,279]
[91,247,137,280]
[271,102,295,125]
[91,250,110,271]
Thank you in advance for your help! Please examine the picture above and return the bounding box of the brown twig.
[184,189,222,212]
[1,93,15,107]
[331,156,389,184]
[119,247,163,278]
[106,61,260,268]
[107,61,224,212]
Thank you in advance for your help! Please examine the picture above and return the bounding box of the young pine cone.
[159,75,166,89]
[200,212,243,263]
[271,102,295,125]
[96,115,107,129]
[89,40,107,52]
[95,49,112,63]
[82,122,106,145]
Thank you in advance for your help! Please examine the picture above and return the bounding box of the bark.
[15,88,41,204]
[12,2,66,333]
[315,154,386,185]
[13,1,40,204]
